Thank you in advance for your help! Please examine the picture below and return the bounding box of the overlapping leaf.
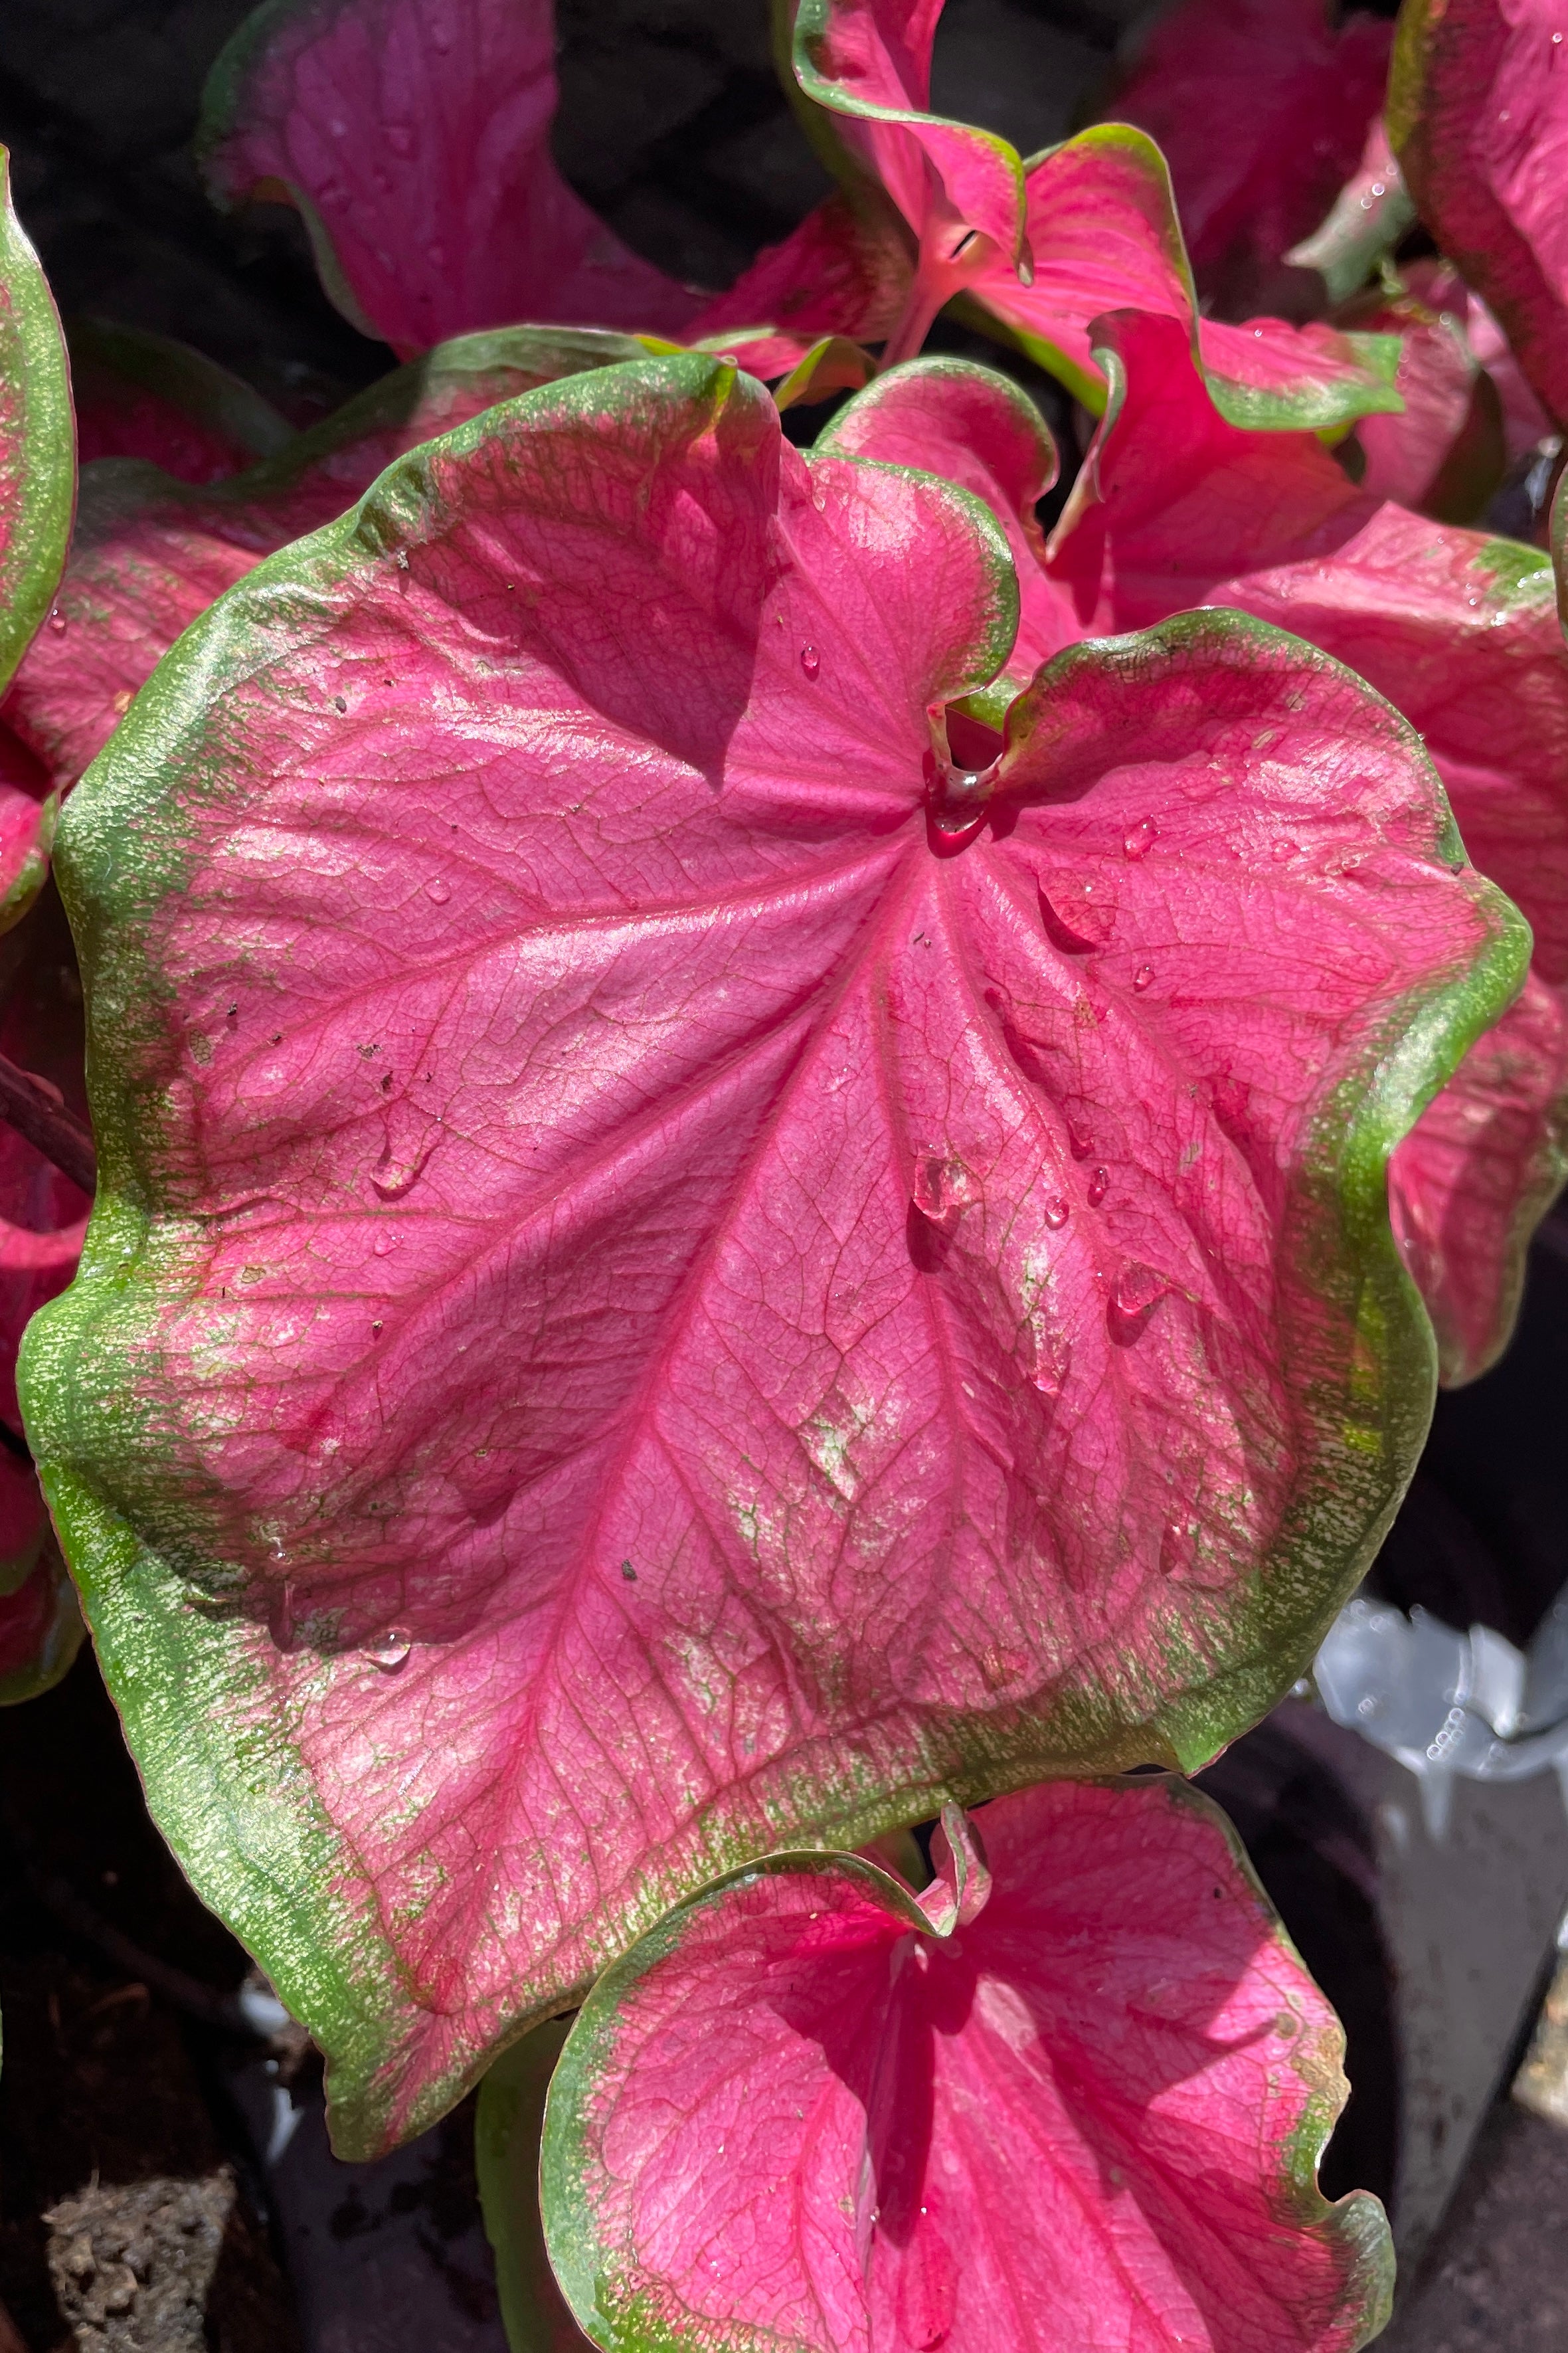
[1389,0,1568,427]
[5,326,664,795]
[23,353,1519,2156]
[68,318,294,485]
[783,0,1404,427]
[0,887,90,1701]
[1104,0,1393,318]
[0,147,74,936]
[839,326,1565,1382]
[531,1779,1393,2353]
[197,0,705,353]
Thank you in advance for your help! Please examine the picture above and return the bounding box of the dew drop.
[1132,963,1154,992]
[46,607,66,634]
[1088,1165,1110,1207]
[363,1628,412,1672]
[1065,1115,1094,1161]
[1113,1262,1170,1319]
[426,877,451,904]
[1122,816,1160,861]
[387,123,417,157]
[1043,1194,1070,1230]
[800,642,820,680]
[371,1230,400,1256]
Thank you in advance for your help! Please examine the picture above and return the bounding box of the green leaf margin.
[0,145,74,697]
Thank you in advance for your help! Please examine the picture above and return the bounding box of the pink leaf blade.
[532,1778,1394,2353]
[1390,972,1568,1386]
[0,147,74,701]
[788,0,1029,275]
[5,324,672,793]
[66,318,294,485]
[197,0,705,354]
[23,356,1522,2156]
[1389,0,1568,428]
[685,192,913,379]
[964,128,1403,434]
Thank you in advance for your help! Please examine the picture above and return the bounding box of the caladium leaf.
[1287,118,1417,312]
[478,2020,590,2353]
[197,0,705,355]
[1104,0,1393,318]
[532,1778,1393,2353]
[1389,0,1568,428]
[68,317,294,484]
[0,1543,84,1704]
[782,0,1404,428]
[22,353,1520,2156]
[1390,975,1568,1390]
[0,148,73,937]
[684,192,913,381]
[5,324,665,795]
[0,888,91,1697]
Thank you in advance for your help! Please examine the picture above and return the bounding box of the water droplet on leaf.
[1043,1194,1069,1230]
[1132,964,1154,992]
[47,607,66,634]
[800,643,820,680]
[426,878,451,904]
[1088,1165,1109,1206]
[363,1629,412,1671]
[1112,1262,1171,1327]
[1122,816,1159,861]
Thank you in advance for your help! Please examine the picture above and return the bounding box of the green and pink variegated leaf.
[21,354,1521,2158]
[529,1779,1393,2353]
[1341,266,1504,527]
[0,148,73,936]
[68,318,294,485]
[1104,0,1393,318]
[1389,0,1568,428]
[782,0,1403,426]
[5,325,663,795]
[197,0,705,354]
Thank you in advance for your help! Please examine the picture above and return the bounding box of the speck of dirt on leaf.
[620,1560,638,1582]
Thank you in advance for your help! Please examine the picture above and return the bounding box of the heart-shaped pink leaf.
[1389,0,1568,427]
[197,0,705,354]
[1104,0,1393,318]
[68,318,294,484]
[783,2,1403,427]
[22,353,1519,2157]
[529,1778,1393,2353]
[24,353,1523,2155]
[5,325,663,796]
